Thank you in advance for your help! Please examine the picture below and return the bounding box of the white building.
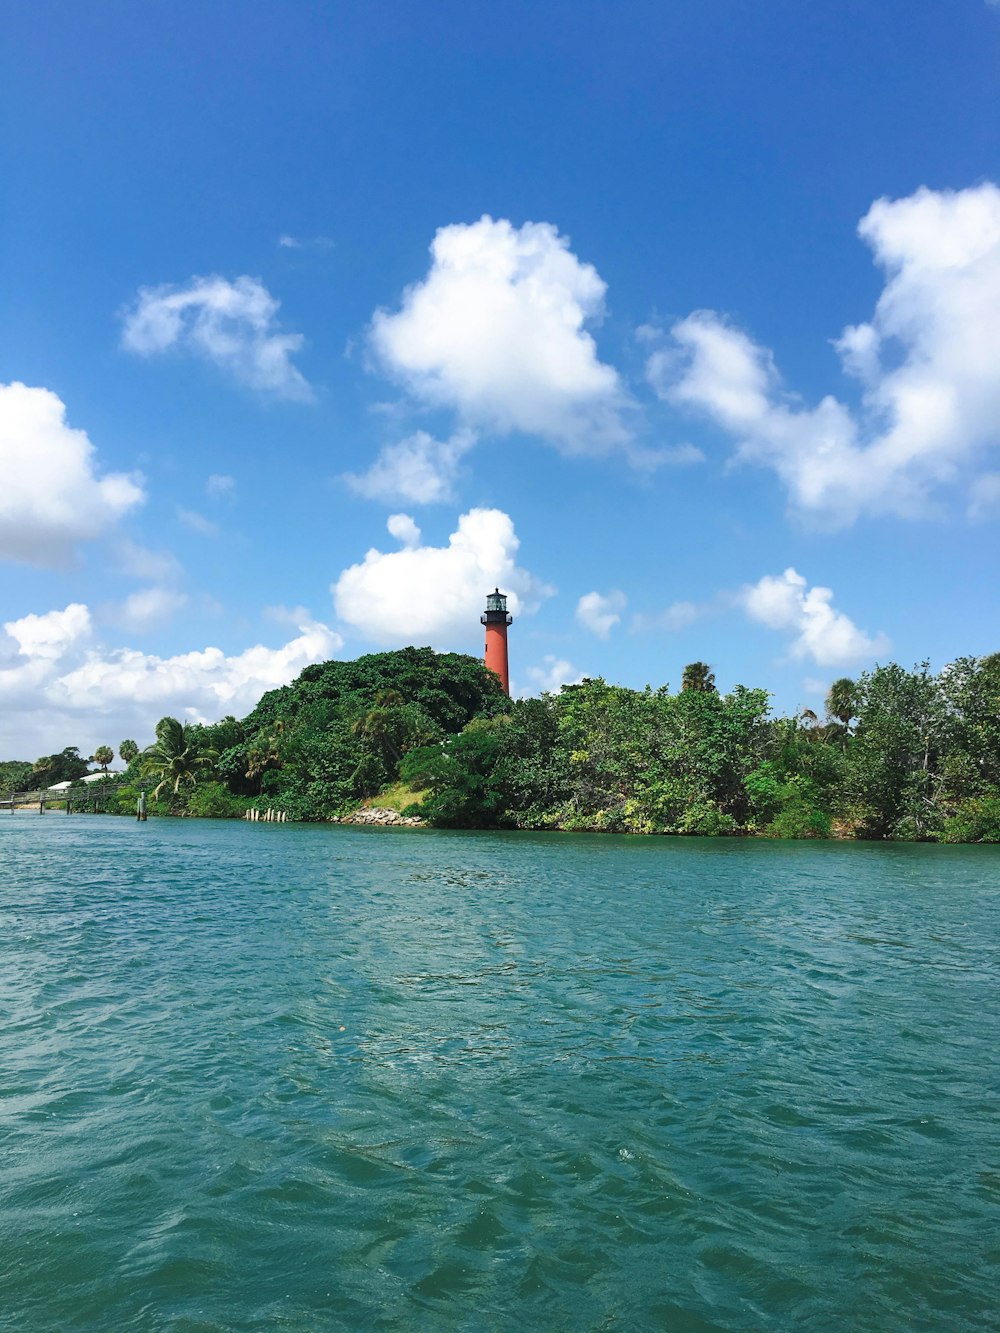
[47,771,124,792]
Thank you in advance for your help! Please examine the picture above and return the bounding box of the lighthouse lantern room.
[481,588,513,695]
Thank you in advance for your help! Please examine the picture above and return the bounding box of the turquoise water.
[1,817,998,1331]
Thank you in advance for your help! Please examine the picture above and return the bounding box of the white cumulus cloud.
[370,216,628,452]
[385,513,422,548]
[332,508,553,646]
[518,655,585,696]
[650,183,1000,526]
[57,620,339,716]
[121,275,311,400]
[741,568,889,667]
[345,429,476,505]
[0,605,341,758]
[576,589,627,638]
[0,605,95,727]
[5,604,92,662]
[0,383,145,566]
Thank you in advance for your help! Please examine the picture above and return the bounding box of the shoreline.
[8,804,992,845]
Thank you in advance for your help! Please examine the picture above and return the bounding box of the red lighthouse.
[481,588,512,695]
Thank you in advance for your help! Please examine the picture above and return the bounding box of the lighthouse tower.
[481,588,513,695]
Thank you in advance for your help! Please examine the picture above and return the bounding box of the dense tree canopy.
[30,747,90,788]
[0,760,34,796]
[141,717,217,799]
[221,648,508,820]
[5,647,998,840]
[399,657,1000,841]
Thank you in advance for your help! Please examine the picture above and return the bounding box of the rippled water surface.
[1,817,998,1330]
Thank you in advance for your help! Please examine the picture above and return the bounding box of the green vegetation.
[0,760,34,797]
[5,648,999,840]
[141,716,217,799]
[91,745,114,773]
[681,660,717,693]
[364,780,426,814]
[30,747,90,789]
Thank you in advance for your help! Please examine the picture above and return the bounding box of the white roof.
[47,771,123,791]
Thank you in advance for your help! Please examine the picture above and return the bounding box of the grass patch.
[365,782,426,813]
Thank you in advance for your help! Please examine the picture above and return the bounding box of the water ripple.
[1,818,998,1329]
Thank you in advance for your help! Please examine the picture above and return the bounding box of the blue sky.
[2,0,999,758]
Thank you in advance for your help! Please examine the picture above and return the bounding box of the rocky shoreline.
[331,806,424,828]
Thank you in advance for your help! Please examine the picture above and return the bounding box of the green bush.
[745,762,785,825]
[940,791,1000,843]
[112,783,172,817]
[400,727,511,828]
[186,782,248,819]
[748,770,832,839]
[766,802,832,839]
[677,801,738,836]
[113,783,140,815]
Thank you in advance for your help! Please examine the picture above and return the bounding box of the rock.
[335,806,424,828]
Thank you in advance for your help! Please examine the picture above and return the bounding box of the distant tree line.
[2,648,998,841]
[0,739,133,794]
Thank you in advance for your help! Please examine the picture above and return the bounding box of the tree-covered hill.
[200,647,509,820]
[244,646,508,736]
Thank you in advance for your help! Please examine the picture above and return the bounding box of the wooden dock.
[1,782,147,814]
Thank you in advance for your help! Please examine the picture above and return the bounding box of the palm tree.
[825,678,859,734]
[681,662,716,693]
[798,708,835,742]
[351,690,407,764]
[119,739,139,766]
[141,717,216,799]
[92,746,114,773]
[246,719,285,780]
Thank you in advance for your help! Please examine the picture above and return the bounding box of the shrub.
[766,802,832,839]
[186,781,248,819]
[940,791,1000,844]
[751,771,833,839]
[677,801,738,836]
[112,783,172,817]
